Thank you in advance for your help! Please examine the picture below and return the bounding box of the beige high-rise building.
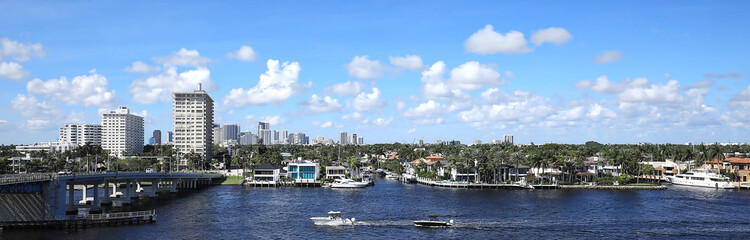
[102,107,144,157]
[59,124,102,146]
[173,87,214,165]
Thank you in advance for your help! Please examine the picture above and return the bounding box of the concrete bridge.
[0,172,222,222]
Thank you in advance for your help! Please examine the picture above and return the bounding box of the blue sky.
[1,1,749,145]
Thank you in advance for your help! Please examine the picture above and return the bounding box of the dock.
[0,210,156,230]
[415,177,531,189]
[243,180,322,188]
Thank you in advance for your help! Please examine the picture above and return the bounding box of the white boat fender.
[351,218,355,223]
[449,219,454,224]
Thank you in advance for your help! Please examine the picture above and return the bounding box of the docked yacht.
[666,168,735,189]
[310,211,355,226]
[330,179,368,188]
[414,216,453,228]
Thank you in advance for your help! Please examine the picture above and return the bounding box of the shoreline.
[560,185,667,190]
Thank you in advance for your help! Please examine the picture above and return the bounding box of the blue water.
[4,178,750,239]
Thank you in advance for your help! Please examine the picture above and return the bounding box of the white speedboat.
[414,216,453,228]
[666,168,735,189]
[310,211,355,226]
[331,179,368,188]
[385,173,400,180]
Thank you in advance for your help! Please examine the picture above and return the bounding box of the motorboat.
[385,173,400,180]
[330,179,368,188]
[666,168,735,189]
[414,216,453,228]
[310,211,355,226]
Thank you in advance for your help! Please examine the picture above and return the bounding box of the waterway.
[4,178,750,239]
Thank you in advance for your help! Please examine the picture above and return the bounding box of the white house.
[253,163,282,182]
[326,166,347,179]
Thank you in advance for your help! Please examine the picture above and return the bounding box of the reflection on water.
[3,179,750,239]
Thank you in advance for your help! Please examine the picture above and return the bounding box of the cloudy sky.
[1,1,749,145]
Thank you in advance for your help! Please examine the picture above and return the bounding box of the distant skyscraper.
[153,130,161,145]
[350,133,358,145]
[221,123,240,142]
[258,122,270,137]
[358,136,363,145]
[503,135,514,144]
[340,131,348,145]
[149,137,155,145]
[59,124,102,146]
[213,124,222,145]
[273,130,279,144]
[173,87,214,162]
[262,129,272,145]
[102,107,144,157]
[472,139,482,145]
[167,131,173,143]
[282,130,288,144]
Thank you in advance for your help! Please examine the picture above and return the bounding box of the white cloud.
[342,112,363,120]
[224,59,305,107]
[307,94,342,112]
[259,115,285,126]
[618,79,682,104]
[595,50,624,64]
[403,100,449,118]
[351,88,386,111]
[449,61,504,90]
[372,116,393,127]
[464,25,531,54]
[530,27,572,46]
[0,38,45,62]
[319,121,333,128]
[582,76,624,94]
[0,61,29,81]
[153,48,210,67]
[122,61,160,73]
[730,86,750,107]
[327,81,363,96]
[346,55,382,79]
[389,55,424,71]
[407,128,416,133]
[394,99,406,111]
[227,45,256,61]
[130,66,216,104]
[586,104,617,119]
[27,72,116,107]
[12,94,61,119]
[457,90,555,127]
[550,106,585,121]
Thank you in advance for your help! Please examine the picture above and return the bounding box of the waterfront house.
[728,158,750,185]
[253,163,282,182]
[640,159,686,179]
[450,167,479,183]
[286,159,320,183]
[326,166,347,179]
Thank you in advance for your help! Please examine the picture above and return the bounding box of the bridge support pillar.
[111,181,117,197]
[124,180,132,203]
[79,184,88,205]
[102,182,111,204]
[91,182,101,212]
[171,180,177,192]
[67,183,75,212]
[149,179,159,197]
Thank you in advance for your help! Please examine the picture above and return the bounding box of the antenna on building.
[199,83,202,91]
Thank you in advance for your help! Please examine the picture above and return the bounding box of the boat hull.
[414,220,451,228]
[330,183,367,188]
[667,177,735,189]
[310,217,354,226]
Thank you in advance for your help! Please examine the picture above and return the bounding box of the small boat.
[666,168,735,189]
[331,179,368,188]
[414,216,453,228]
[310,211,355,226]
[385,173,399,180]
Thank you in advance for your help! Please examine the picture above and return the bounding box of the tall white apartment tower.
[59,124,102,146]
[102,107,144,157]
[350,133,358,145]
[503,135,514,144]
[173,87,214,163]
[339,131,348,145]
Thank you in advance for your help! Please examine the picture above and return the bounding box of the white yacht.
[310,211,355,226]
[666,168,735,189]
[330,179,368,188]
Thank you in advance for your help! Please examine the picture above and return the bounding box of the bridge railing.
[82,210,155,220]
[0,174,56,186]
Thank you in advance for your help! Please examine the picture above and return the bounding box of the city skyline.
[1,1,750,145]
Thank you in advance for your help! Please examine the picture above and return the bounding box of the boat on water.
[385,173,399,180]
[310,211,355,226]
[414,216,453,228]
[666,168,735,189]
[330,178,368,188]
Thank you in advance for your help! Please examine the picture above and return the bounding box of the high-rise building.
[281,130,288,144]
[213,124,222,145]
[262,129,272,145]
[239,131,257,145]
[350,133,358,145]
[153,130,161,145]
[503,135,514,144]
[221,123,240,143]
[173,87,214,163]
[257,122,270,137]
[358,136,364,145]
[340,131,348,145]
[149,137,155,145]
[167,131,173,143]
[102,107,144,157]
[59,124,102,146]
[472,139,482,145]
